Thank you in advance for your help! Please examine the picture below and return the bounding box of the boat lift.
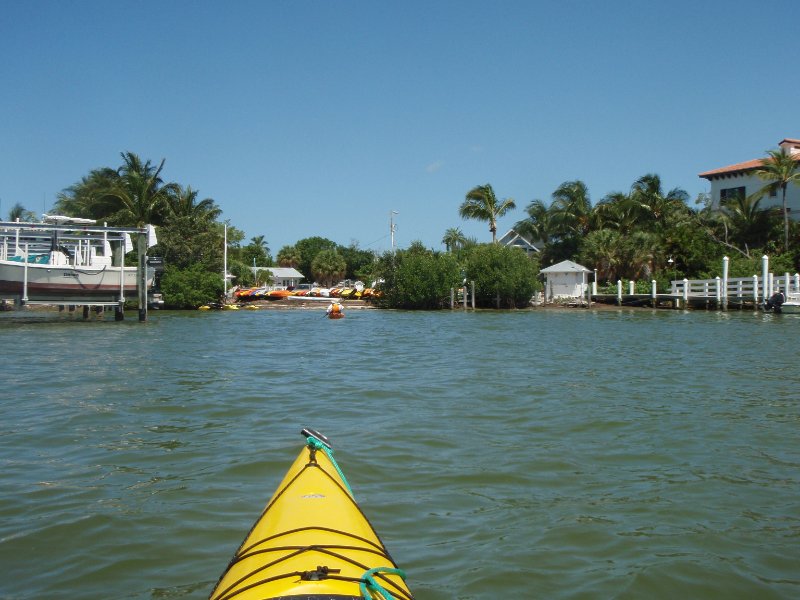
[0,220,154,321]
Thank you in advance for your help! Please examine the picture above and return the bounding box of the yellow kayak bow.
[210,429,414,600]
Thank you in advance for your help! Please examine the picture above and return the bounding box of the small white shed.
[541,260,592,301]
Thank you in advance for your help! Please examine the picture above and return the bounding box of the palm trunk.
[783,185,789,252]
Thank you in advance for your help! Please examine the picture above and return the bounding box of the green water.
[1,307,798,599]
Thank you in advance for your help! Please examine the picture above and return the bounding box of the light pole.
[390,210,398,254]
[667,256,675,292]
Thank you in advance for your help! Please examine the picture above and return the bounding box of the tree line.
[6,148,798,309]
[452,148,800,292]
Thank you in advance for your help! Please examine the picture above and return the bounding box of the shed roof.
[540,259,591,274]
[257,267,304,279]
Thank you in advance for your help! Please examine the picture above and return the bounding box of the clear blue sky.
[2,0,798,254]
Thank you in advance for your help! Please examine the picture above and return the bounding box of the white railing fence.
[608,256,799,304]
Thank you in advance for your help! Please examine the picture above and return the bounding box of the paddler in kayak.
[326,299,344,317]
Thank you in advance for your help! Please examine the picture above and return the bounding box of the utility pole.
[390,210,398,254]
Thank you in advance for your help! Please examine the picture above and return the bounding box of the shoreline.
[0,298,673,314]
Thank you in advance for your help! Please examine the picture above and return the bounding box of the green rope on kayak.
[359,567,407,600]
[306,434,353,496]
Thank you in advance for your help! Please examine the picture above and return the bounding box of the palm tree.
[441,227,467,252]
[249,235,270,256]
[55,152,178,227]
[277,245,301,268]
[514,199,552,245]
[54,168,120,219]
[629,174,690,233]
[459,184,516,243]
[167,185,221,225]
[619,230,660,280]
[109,152,179,226]
[7,202,36,222]
[591,192,637,234]
[754,148,800,252]
[581,229,621,281]
[312,249,346,286]
[548,180,592,238]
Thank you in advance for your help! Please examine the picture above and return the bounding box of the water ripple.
[1,309,799,598]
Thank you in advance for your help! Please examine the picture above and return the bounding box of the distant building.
[498,229,540,256]
[252,266,304,289]
[699,138,800,214]
[540,260,591,301]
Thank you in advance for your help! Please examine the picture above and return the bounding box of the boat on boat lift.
[0,216,156,307]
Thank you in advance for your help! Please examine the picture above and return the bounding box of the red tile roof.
[699,158,765,178]
[699,149,800,179]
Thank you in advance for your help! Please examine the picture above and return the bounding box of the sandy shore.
[238,298,376,310]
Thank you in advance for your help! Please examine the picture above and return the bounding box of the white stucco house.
[540,260,592,301]
[699,138,800,214]
[498,229,541,256]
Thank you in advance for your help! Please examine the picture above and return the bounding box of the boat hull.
[210,439,412,600]
[0,260,143,302]
[777,302,800,314]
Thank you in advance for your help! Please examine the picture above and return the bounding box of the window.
[720,186,745,203]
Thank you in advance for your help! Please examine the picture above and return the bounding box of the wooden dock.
[591,257,800,310]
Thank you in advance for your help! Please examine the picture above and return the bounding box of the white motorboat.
[764,290,800,314]
[778,293,800,314]
[0,218,154,304]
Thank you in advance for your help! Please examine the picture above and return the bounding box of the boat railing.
[1,223,128,268]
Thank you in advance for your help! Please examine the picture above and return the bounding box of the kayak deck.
[210,432,413,600]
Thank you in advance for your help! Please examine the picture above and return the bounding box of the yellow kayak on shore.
[209,429,413,600]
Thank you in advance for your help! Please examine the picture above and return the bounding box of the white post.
[629,280,634,295]
[762,255,769,301]
[784,272,790,294]
[582,271,586,305]
[223,223,228,298]
[753,275,759,304]
[715,276,721,304]
[617,279,622,304]
[722,256,729,299]
[119,240,125,303]
[593,269,597,295]
[651,280,657,302]
[682,278,689,303]
[22,242,29,303]
[795,273,800,293]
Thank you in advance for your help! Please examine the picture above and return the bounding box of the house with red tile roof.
[699,138,800,215]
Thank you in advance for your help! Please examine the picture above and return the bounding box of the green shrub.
[463,244,540,308]
[375,249,461,309]
[160,264,224,309]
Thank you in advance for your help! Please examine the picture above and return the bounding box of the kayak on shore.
[209,429,413,600]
